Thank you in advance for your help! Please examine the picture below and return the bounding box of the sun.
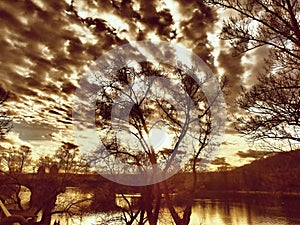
[148,127,172,151]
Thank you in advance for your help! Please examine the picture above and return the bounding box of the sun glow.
[147,127,172,151]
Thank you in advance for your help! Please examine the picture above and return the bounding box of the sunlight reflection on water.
[51,191,300,225]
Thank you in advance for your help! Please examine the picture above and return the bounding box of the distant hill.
[236,149,300,173]
[199,149,300,193]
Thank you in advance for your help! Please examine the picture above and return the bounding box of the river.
[51,192,300,225]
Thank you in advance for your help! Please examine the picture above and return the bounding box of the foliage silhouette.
[87,62,225,225]
[205,0,300,149]
[0,87,12,139]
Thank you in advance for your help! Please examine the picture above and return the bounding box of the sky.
[0,0,271,170]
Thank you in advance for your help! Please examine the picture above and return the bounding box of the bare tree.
[53,142,90,174]
[0,145,32,174]
[0,88,12,138]
[30,142,91,224]
[205,0,300,149]
[0,145,32,211]
[235,72,300,148]
[205,0,300,68]
[86,62,225,225]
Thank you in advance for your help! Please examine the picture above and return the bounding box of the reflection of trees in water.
[73,196,300,225]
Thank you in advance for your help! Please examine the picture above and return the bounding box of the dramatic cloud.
[236,149,274,159]
[177,0,218,64]
[242,46,270,87]
[0,0,223,156]
[0,0,118,152]
[211,157,230,166]
[217,43,245,113]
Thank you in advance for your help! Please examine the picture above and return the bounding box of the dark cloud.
[12,120,59,141]
[211,157,230,166]
[218,42,245,113]
[57,119,73,125]
[178,3,218,64]
[221,141,233,145]
[0,0,105,132]
[0,0,226,155]
[236,149,274,159]
[61,81,77,95]
[225,123,239,135]
[49,110,61,115]
[243,46,270,87]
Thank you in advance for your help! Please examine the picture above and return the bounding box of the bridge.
[0,170,198,224]
[0,171,150,224]
[0,170,193,204]
[1,169,192,194]
[0,171,144,208]
[4,172,146,193]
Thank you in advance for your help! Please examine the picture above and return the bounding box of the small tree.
[0,145,32,210]
[54,142,89,174]
[0,145,32,174]
[37,142,90,174]
[37,155,55,169]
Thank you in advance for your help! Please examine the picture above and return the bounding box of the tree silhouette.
[0,145,32,211]
[235,72,300,148]
[0,145,32,174]
[53,142,90,174]
[86,62,225,225]
[37,142,90,174]
[205,0,300,149]
[31,142,91,224]
[205,0,300,68]
[0,87,12,138]
[0,142,91,225]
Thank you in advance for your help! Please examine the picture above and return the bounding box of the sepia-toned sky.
[0,0,271,169]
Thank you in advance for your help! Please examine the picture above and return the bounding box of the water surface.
[52,194,300,225]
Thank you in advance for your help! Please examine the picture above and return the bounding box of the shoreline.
[194,190,300,199]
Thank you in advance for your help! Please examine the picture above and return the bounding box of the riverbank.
[195,190,300,199]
